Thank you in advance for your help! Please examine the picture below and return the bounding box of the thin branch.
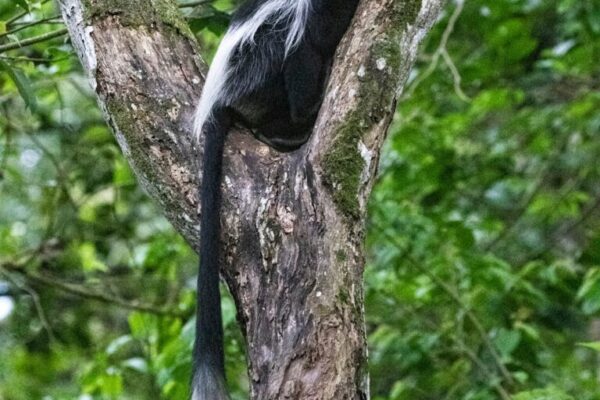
[517,195,600,264]
[451,336,512,400]
[558,196,600,238]
[6,0,53,25]
[0,265,57,342]
[7,9,29,26]
[0,103,13,173]
[484,182,546,252]
[0,16,62,39]
[390,302,512,400]
[0,54,72,63]
[10,18,63,26]
[404,0,466,100]
[0,117,78,208]
[0,28,69,54]
[485,176,582,254]
[377,224,515,385]
[441,47,470,102]
[24,130,78,208]
[6,8,33,26]
[2,261,186,318]
[483,137,573,252]
[0,0,212,54]
[178,0,213,8]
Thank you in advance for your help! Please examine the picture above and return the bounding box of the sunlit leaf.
[577,342,600,352]
[0,60,37,111]
[14,0,29,11]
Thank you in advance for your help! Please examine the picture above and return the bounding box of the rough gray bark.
[59,0,444,398]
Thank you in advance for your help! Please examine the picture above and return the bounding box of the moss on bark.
[322,0,422,219]
[83,0,194,40]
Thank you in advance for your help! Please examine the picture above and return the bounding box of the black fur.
[195,107,230,386]
[194,1,359,398]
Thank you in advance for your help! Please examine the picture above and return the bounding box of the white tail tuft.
[191,363,230,400]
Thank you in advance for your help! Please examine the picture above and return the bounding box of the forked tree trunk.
[59,0,444,398]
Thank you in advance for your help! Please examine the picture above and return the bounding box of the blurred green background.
[0,0,599,399]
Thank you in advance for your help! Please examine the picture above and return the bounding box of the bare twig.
[25,131,78,208]
[451,336,512,400]
[0,0,214,55]
[404,0,467,101]
[6,0,54,25]
[0,103,13,173]
[0,54,72,62]
[517,196,600,264]
[0,264,57,342]
[0,16,62,39]
[2,261,186,318]
[0,28,69,54]
[441,47,470,102]
[10,18,63,26]
[483,137,574,252]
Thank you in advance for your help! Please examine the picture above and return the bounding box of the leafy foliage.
[0,0,599,399]
[367,0,600,399]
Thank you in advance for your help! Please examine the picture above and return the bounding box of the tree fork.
[58,0,444,398]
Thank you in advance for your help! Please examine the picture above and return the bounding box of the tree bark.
[58,0,444,398]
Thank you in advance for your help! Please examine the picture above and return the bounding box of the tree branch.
[0,264,57,342]
[0,16,63,39]
[1,262,186,318]
[58,0,444,397]
[0,28,69,54]
[6,0,53,26]
[404,0,464,100]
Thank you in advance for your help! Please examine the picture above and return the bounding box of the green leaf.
[577,268,600,314]
[0,60,37,111]
[514,387,574,400]
[128,312,148,339]
[101,368,123,397]
[113,158,135,186]
[0,21,6,35]
[121,357,148,373]
[188,6,230,35]
[390,381,408,399]
[106,335,133,355]
[577,342,600,352]
[15,0,29,11]
[221,290,237,326]
[493,328,521,358]
[515,321,540,341]
[77,241,107,272]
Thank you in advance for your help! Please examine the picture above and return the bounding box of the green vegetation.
[1,0,599,399]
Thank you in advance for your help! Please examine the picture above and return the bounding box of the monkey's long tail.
[193,106,231,400]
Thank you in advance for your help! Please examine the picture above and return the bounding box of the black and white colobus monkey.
[193,0,359,399]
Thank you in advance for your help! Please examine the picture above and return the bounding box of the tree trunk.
[59,0,444,398]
